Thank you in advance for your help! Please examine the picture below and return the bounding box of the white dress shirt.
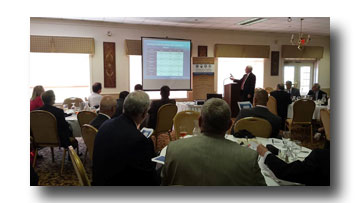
[88,93,102,107]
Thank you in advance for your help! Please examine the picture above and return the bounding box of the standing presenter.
[230,65,256,103]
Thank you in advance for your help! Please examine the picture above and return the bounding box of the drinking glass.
[282,131,291,147]
[179,126,187,138]
[63,104,68,112]
[291,140,302,159]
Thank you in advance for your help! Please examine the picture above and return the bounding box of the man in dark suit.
[147,85,175,129]
[257,144,330,186]
[113,91,129,117]
[90,96,117,129]
[230,65,256,102]
[270,84,292,128]
[308,83,328,104]
[285,81,300,98]
[38,90,78,148]
[231,89,281,138]
[92,91,159,186]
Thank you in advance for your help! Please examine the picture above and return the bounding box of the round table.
[153,134,312,186]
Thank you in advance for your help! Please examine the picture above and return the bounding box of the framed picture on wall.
[103,42,116,88]
[271,51,279,76]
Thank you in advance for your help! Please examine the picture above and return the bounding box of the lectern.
[224,83,241,117]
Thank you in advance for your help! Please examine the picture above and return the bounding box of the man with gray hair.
[162,98,266,186]
[92,91,159,185]
[285,80,300,98]
[90,96,117,129]
[230,65,256,102]
[308,83,327,103]
[38,90,78,149]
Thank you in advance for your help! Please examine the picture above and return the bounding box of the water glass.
[292,140,302,159]
[63,104,68,112]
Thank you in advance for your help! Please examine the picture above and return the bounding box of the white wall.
[30,18,330,94]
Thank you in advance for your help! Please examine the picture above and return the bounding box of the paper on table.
[247,141,259,151]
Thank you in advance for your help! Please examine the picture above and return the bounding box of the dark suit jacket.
[113,98,125,118]
[270,90,292,126]
[231,106,282,138]
[147,98,176,129]
[90,113,110,129]
[234,72,256,102]
[38,104,73,147]
[286,88,300,98]
[92,114,159,186]
[308,90,328,103]
[265,148,330,186]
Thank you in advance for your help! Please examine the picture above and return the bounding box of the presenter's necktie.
[241,74,248,90]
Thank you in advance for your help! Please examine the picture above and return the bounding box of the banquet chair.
[286,99,315,143]
[265,87,274,94]
[233,117,272,138]
[30,110,67,175]
[68,146,91,186]
[63,97,84,109]
[77,111,97,128]
[81,124,98,165]
[267,96,278,116]
[320,109,330,141]
[173,110,201,140]
[152,103,178,150]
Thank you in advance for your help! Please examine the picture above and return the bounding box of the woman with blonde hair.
[30,85,45,111]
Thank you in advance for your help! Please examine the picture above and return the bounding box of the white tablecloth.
[176,102,202,113]
[287,102,327,120]
[154,135,311,186]
[65,113,81,137]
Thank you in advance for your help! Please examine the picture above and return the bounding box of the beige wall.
[30,18,330,94]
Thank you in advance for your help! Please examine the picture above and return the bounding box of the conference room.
[29,17,330,186]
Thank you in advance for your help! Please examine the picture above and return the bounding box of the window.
[300,66,311,95]
[284,66,295,84]
[217,58,264,95]
[29,53,90,103]
[129,55,187,99]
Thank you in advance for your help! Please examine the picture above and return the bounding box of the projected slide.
[142,37,191,90]
[156,52,184,76]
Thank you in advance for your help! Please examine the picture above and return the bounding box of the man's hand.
[247,94,252,98]
[257,144,268,157]
[230,76,234,81]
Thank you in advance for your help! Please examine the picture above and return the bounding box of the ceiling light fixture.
[290,18,311,51]
[237,18,267,26]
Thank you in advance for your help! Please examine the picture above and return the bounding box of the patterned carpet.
[33,128,324,186]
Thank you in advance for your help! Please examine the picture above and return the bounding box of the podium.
[224,83,241,117]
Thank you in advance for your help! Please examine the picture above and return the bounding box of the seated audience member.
[113,91,129,118]
[30,85,45,111]
[161,98,266,186]
[257,144,330,186]
[38,90,78,148]
[270,84,292,128]
[307,83,327,103]
[285,81,300,98]
[92,91,159,186]
[90,96,117,129]
[88,82,103,108]
[231,89,282,138]
[147,85,175,129]
[134,84,143,91]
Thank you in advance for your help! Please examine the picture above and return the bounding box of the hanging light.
[290,18,311,50]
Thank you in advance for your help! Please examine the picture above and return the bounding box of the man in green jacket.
[161,98,266,186]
